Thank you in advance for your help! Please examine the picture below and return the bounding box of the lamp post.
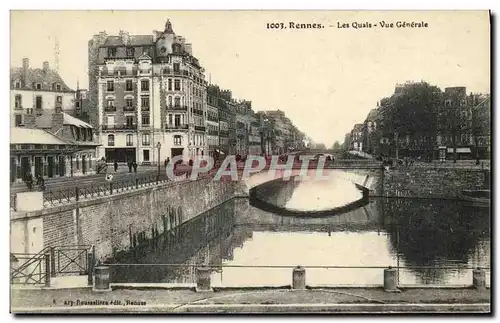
[156,142,161,180]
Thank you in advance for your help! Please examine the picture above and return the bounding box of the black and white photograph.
[8,9,491,314]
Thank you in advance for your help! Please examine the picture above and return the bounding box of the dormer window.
[56,84,61,91]
[172,43,181,54]
[14,81,20,89]
[126,47,135,57]
[36,83,41,90]
[108,47,117,57]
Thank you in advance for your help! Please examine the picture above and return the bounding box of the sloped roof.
[138,52,152,60]
[35,110,93,129]
[11,127,70,145]
[129,35,154,46]
[102,36,125,47]
[366,108,379,121]
[10,67,74,92]
[353,123,364,132]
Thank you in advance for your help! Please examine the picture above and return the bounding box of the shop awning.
[447,147,471,153]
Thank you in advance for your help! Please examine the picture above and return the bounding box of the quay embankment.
[11,286,491,313]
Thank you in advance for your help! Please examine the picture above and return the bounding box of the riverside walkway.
[11,287,490,313]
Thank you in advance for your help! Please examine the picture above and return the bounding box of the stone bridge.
[236,161,384,197]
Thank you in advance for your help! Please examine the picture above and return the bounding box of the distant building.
[350,123,364,151]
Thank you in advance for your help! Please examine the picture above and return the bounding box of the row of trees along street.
[368,82,490,164]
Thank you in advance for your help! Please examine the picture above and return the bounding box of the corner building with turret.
[88,20,207,164]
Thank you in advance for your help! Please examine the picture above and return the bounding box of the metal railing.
[10,245,94,286]
[106,263,491,287]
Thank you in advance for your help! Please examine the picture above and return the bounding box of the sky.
[10,10,490,146]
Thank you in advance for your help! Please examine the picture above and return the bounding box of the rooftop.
[10,63,74,92]
[10,127,69,145]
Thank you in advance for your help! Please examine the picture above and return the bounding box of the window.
[143,149,150,161]
[174,79,180,91]
[56,96,62,103]
[35,96,42,109]
[172,43,181,53]
[108,48,116,57]
[168,79,172,91]
[126,47,135,57]
[173,63,180,72]
[174,97,181,107]
[142,115,150,126]
[142,133,151,145]
[88,128,93,141]
[168,114,173,125]
[126,80,133,91]
[174,135,182,145]
[107,98,114,107]
[36,83,41,90]
[56,84,61,91]
[108,134,115,146]
[168,96,173,107]
[126,134,133,146]
[15,81,20,89]
[15,114,22,126]
[75,101,80,108]
[126,98,133,108]
[126,116,134,127]
[15,95,22,109]
[106,115,114,126]
[141,96,150,108]
[107,80,114,92]
[174,115,181,127]
[141,80,149,91]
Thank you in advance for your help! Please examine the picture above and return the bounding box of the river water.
[112,173,491,287]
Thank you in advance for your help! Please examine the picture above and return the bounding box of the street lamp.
[156,142,161,180]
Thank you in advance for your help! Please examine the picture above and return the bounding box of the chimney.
[51,106,64,134]
[184,43,192,55]
[119,30,129,45]
[24,108,35,128]
[43,61,49,72]
[22,58,29,86]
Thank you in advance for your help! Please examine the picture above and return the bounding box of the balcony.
[104,106,116,112]
[167,105,188,112]
[207,116,218,122]
[208,130,219,136]
[193,109,204,116]
[194,125,206,132]
[141,106,150,112]
[101,124,137,131]
[219,130,229,137]
[123,106,135,112]
[165,124,189,131]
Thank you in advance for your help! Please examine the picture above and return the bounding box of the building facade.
[89,20,208,165]
[10,58,98,182]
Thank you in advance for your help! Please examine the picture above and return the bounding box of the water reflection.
[112,183,490,287]
[252,173,364,212]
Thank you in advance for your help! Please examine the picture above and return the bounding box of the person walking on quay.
[128,160,132,173]
[114,160,118,172]
[36,173,45,191]
[133,161,138,173]
[405,157,409,167]
[24,171,34,192]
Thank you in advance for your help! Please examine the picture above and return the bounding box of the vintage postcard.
[9,10,491,314]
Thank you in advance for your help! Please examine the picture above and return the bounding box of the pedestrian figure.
[36,173,45,191]
[410,158,414,166]
[164,159,168,168]
[24,171,33,192]
[188,159,193,167]
[114,160,118,172]
[128,161,132,173]
[405,157,409,167]
[133,161,138,173]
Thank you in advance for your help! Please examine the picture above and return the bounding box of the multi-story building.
[248,112,262,155]
[206,89,219,158]
[350,123,364,151]
[261,110,287,154]
[88,19,207,164]
[10,58,98,182]
[11,59,76,127]
[362,107,379,155]
[235,101,251,156]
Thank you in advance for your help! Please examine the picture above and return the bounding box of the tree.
[381,82,442,160]
[332,141,341,150]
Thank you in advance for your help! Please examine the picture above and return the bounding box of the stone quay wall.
[382,167,489,199]
[11,178,238,262]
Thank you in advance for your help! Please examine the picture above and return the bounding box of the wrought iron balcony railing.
[101,124,137,130]
[167,105,188,111]
[165,124,189,130]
